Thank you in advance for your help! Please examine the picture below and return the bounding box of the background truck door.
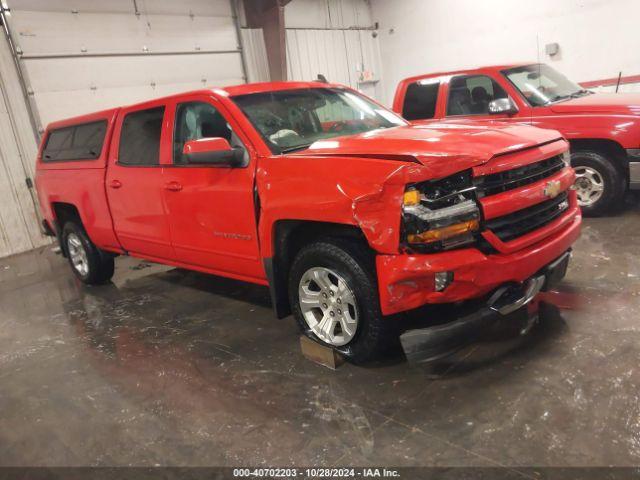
[442,73,532,124]
[162,96,264,283]
[105,104,175,260]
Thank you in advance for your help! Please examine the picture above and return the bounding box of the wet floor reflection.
[1,197,640,466]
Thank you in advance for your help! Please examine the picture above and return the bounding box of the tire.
[288,238,395,363]
[571,150,625,216]
[61,222,114,284]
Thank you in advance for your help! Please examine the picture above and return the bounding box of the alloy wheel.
[67,233,89,277]
[298,267,358,346]
[574,166,605,207]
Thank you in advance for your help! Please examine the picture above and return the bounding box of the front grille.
[484,192,569,242]
[475,154,565,197]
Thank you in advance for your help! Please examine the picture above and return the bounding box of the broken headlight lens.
[402,170,480,252]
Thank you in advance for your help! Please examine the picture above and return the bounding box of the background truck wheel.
[288,239,395,363]
[62,222,114,284]
[571,150,625,216]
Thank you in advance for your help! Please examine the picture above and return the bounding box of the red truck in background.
[393,63,640,216]
[35,81,580,362]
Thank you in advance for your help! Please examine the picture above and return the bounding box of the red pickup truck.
[393,63,640,215]
[35,81,580,362]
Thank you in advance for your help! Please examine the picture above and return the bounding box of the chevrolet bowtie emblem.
[544,180,562,199]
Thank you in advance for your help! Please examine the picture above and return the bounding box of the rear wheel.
[62,222,114,284]
[571,150,625,216]
[288,239,394,363]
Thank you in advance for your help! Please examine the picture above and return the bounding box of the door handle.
[109,180,122,189]
[165,181,183,192]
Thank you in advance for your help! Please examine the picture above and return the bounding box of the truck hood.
[296,120,563,168]
[549,93,640,115]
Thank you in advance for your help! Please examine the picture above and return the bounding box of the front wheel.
[571,150,625,216]
[288,239,395,363]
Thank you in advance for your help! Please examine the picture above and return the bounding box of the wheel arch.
[569,138,629,182]
[51,202,83,257]
[264,220,369,318]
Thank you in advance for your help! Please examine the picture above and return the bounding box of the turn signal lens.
[407,219,479,244]
[403,189,421,206]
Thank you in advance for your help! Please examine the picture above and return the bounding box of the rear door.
[106,103,174,259]
[399,78,444,122]
[162,93,264,283]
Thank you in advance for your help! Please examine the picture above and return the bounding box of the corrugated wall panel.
[285,28,382,97]
[285,0,373,29]
[241,28,269,83]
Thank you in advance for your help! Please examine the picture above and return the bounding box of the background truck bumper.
[627,149,640,190]
[376,207,581,316]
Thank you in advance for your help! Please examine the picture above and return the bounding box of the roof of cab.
[402,62,535,83]
[219,81,344,96]
[44,81,346,131]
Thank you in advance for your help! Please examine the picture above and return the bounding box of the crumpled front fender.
[256,156,453,256]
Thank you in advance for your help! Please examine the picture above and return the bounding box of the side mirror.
[488,98,518,115]
[183,138,245,167]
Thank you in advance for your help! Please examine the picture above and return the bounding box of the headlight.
[402,170,480,252]
[562,149,571,167]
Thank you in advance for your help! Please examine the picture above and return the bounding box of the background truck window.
[118,107,165,166]
[42,120,107,162]
[446,75,508,116]
[502,64,586,106]
[402,81,439,120]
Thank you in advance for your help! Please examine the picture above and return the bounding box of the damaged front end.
[401,170,481,253]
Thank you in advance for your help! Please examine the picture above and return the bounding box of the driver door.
[162,94,265,283]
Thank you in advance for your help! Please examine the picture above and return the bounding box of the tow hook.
[487,275,546,316]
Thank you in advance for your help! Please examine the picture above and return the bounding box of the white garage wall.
[5,0,245,128]
[370,0,640,104]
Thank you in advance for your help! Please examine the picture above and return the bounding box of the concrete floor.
[1,198,639,469]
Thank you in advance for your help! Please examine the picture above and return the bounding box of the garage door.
[0,24,47,258]
[5,0,246,129]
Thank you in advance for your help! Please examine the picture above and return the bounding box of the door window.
[173,102,244,164]
[118,107,165,166]
[402,80,439,120]
[446,75,508,116]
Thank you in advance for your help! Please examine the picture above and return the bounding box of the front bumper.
[400,251,571,362]
[399,252,570,362]
[376,198,581,316]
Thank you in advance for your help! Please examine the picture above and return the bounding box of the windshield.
[502,64,590,106]
[231,87,406,154]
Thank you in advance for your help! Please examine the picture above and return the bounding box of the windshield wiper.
[280,143,313,154]
[547,89,592,104]
[546,94,572,104]
[570,89,592,98]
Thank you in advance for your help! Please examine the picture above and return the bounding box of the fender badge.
[544,180,562,199]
